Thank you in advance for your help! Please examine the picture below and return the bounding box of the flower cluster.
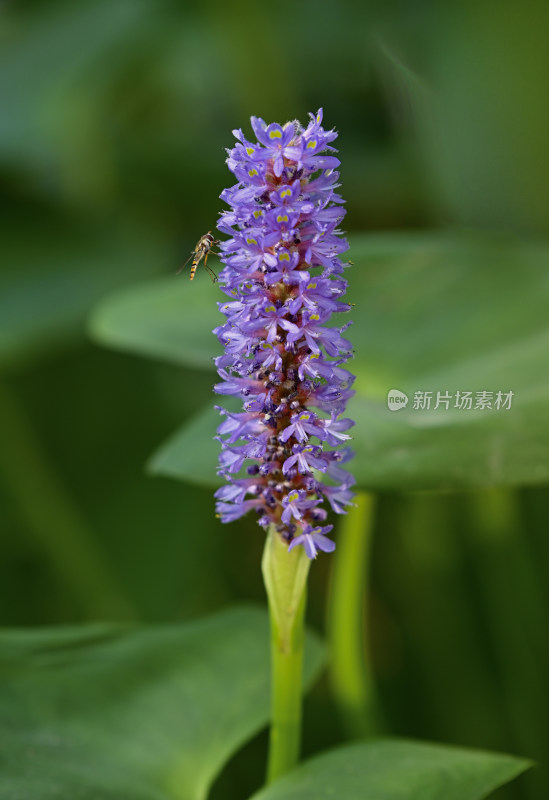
[213,110,355,558]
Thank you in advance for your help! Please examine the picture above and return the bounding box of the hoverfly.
[177,231,220,282]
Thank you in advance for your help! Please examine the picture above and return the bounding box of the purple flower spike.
[214,110,355,558]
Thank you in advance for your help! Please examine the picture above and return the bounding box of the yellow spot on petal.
[310,353,319,360]
[307,140,317,149]
[248,168,258,176]
[280,189,292,198]
[311,314,320,321]
[253,210,263,218]
[299,413,310,421]
[246,237,257,245]
[246,147,254,155]
[307,282,317,289]
[265,305,276,313]
[276,215,289,223]
[288,491,299,502]
[269,129,282,139]
[279,253,290,261]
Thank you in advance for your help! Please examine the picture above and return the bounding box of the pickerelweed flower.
[213,109,355,558]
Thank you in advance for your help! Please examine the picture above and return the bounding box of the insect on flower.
[177,231,220,282]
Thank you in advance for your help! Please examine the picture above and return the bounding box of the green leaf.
[134,232,549,491]
[0,0,153,170]
[0,606,325,800]
[148,401,235,487]
[346,232,549,489]
[248,738,531,800]
[90,274,219,371]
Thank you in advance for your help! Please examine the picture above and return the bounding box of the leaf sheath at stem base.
[262,527,311,784]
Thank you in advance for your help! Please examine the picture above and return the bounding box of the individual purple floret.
[213,109,355,558]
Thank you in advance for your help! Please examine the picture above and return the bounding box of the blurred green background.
[1,1,548,799]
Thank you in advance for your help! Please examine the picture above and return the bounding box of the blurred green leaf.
[132,233,549,490]
[410,3,549,234]
[0,0,153,168]
[148,402,233,488]
[248,738,530,800]
[0,1,236,214]
[90,273,219,371]
[0,606,325,800]
[0,219,165,370]
[346,232,549,489]
[90,231,549,376]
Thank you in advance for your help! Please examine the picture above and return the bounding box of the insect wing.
[176,250,195,275]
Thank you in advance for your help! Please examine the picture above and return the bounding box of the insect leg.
[203,250,218,283]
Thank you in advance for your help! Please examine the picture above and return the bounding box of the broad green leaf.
[0,606,325,800]
[90,273,219,371]
[148,401,235,487]
[0,219,165,370]
[94,232,549,490]
[346,232,549,489]
[248,738,531,800]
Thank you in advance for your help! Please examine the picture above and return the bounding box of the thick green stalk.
[262,527,311,783]
[327,490,378,737]
[466,489,545,797]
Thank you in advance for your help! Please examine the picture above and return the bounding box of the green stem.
[327,490,378,737]
[262,527,311,783]
[466,489,546,795]
[0,379,135,620]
